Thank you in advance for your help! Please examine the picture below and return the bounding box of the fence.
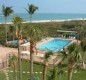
[0,52,17,69]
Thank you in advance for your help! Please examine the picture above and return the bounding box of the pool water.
[36,39,71,52]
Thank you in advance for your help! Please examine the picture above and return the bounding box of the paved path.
[3,69,9,80]
[7,70,42,74]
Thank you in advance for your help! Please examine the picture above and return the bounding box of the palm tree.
[80,39,86,69]
[47,64,66,80]
[12,16,23,80]
[25,4,38,80]
[25,4,38,22]
[57,64,66,80]
[56,51,67,80]
[66,43,81,80]
[47,65,58,80]
[25,24,43,80]
[43,51,53,80]
[9,54,17,80]
[47,66,56,80]
[47,50,67,80]
[2,5,13,43]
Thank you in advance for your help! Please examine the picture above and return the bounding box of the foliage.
[2,5,13,17]
[26,24,44,41]
[25,4,38,15]
[2,5,13,43]
[25,4,38,22]
[0,20,86,44]
[8,25,16,40]
[80,39,86,52]
[44,50,53,61]
[67,43,81,62]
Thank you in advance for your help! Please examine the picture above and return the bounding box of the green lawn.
[56,69,86,80]
[0,71,6,80]
[8,59,43,80]
[1,59,86,80]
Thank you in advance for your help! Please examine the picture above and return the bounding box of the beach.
[0,18,85,25]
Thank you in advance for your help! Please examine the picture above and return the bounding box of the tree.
[47,50,67,80]
[25,24,43,80]
[47,65,57,80]
[59,43,82,80]
[25,4,38,22]
[9,25,16,41]
[2,5,13,43]
[25,4,39,80]
[43,51,53,80]
[9,54,17,80]
[80,39,86,69]
[12,16,23,80]
[66,43,81,80]
[47,64,66,80]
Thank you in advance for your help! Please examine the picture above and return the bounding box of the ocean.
[0,13,86,23]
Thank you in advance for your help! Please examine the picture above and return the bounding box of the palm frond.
[27,25,44,41]
[44,50,53,61]
[2,5,13,17]
[26,4,38,15]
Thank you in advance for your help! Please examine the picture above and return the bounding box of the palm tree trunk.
[68,66,73,80]
[18,36,22,80]
[54,67,57,80]
[43,63,47,80]
[13,62,17,80]
[30,15,32,23]
[82,54,86,69]
[68,62,76,80]
[30,41,35,80]
[30,53,34,80]
[29,14,34,80]
[5,17,7,43]
[82,61,85,69]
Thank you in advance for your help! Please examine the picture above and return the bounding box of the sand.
[0,18,85,24]
[0,45,17,61]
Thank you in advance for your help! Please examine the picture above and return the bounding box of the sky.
[0,0,86,13]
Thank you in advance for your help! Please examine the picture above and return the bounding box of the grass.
[0,70,6,80]
[0,58,86,80]
[8,59,43,80]
[72,69,86,80]
[56,69,86,80]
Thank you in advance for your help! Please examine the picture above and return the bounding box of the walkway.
[0,45,17,69]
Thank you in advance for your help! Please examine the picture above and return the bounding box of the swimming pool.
[36,39,71,52]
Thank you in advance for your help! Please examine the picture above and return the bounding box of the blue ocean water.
[36,39,71,52]
[0,13,86,23]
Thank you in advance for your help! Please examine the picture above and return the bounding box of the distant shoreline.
[0,18,85,24]
[1,13,86,24]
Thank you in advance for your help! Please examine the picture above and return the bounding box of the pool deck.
[0,45,18,68]
[0,45,17,59]
[20,37,77,63]
[0,37,78,69]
